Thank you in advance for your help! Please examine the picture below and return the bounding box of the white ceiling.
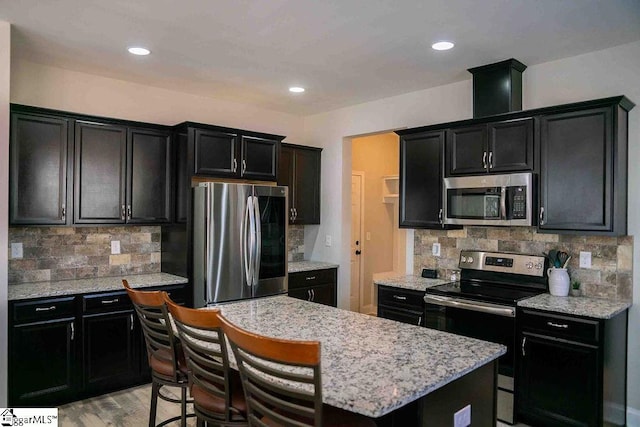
[1,0,639,115]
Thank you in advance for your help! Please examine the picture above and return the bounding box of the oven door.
[424,295,517,424]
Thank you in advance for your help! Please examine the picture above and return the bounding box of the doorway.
[350,132,406,315]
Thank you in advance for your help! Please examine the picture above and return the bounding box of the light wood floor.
[59,383,196,426]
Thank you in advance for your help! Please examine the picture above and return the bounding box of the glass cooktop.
[425,280,544,305]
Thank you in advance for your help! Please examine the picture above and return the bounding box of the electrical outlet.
[111,240,121,255]
[454,404,471,427]
[11,243,23,259]
[325,235,332,247]
[579,251,591,268]
[432,243,441,257]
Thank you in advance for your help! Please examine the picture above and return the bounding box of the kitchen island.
[215,295,505,425]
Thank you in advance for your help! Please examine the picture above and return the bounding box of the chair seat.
[149,347,188,379]
[191,375,247,417]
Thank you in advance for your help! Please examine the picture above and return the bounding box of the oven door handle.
[424,295,515,317]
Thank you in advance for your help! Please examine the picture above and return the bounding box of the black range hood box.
[468,58,527,118]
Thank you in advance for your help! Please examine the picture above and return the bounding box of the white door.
[351,173,364,312]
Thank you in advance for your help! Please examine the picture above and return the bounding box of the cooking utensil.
[545,250,559,267]
[557,251,569,268]
[561,255,572,269]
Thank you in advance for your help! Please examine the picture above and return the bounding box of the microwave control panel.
[510,186,527,219]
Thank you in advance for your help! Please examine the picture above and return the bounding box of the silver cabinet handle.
[417,316,422,326]
[293,208,298,221]
[307,290,312,301]
[130,313,134,331]
[70,322,75,341]
[482,151,487,169]
[61,205,66,222]
[311,289,315,301]
[232,158,238,173]
[488,151,493,169]
[522,336,526,356]
[539,207,545,225]
[547,321,569,329]
[35,306,56,312]
[101,298,119,304]
[290,207,295,222]
[438,208,443,225]
[127,205,132,221]
[121,204,126,220]
[393,295,407,301]
[242,159,247,174]
[306,276,316,281]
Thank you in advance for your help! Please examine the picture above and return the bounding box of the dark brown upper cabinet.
[74,122,172,225]
[278,143,321,224]
[398,130,458,229]
[446,118,533,176]
[10,112,71,225]
[538,98,632,235]
[181,122,283,182]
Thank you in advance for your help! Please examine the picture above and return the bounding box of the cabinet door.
[175,133,189,223]
[9,318,76,405]
[539,107,612,233]
[488,118,534,173]
[292,148,321,224]
[194,129,237,176]
[399,131,446,228]
[278,145,295,222]
[446,125,488,175]
[10,113,70,225]
[74,121,127,224]
[127,128,172,223]
[288,287,313,302]
[82,310,139,392]
[517,333,599,427]
[378,306,423,326]
[310,283,336,307]
[241,135,278,180]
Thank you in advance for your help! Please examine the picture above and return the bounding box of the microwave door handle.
[252,196,261,286]
[500,187,507,220]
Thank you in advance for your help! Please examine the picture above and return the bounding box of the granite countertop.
[213,295,505,418]
[518,294,631,319]
[373,274,448,292]
[288,260,339,273]
[8,273,188,301]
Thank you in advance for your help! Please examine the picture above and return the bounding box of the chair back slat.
[219,315,323,427]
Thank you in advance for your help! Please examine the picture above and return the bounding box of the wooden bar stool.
[123,280,193,427]
[219,314,376,427]
[163,295,248,427]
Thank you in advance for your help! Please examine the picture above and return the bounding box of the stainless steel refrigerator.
[192,182,288,306]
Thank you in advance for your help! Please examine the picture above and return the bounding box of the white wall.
[302,40,640,423]
[11,61,304,141]
[0,21,10,406]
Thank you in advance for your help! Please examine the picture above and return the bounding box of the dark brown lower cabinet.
[9,312,77,406]
[377,285,425,327]
[516,308,628,427]
[288,268,337,307]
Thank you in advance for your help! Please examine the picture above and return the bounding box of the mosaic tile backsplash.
[414,227,633,301]
[8,226,161,284]
[288,225,305,262]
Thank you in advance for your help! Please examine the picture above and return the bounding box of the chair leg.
[196,417,205,427]
[180,386,187,427]
[149,381,160,427]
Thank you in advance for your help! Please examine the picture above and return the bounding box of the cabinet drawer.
[378,286,425,311]
[519,309,600,343]
[289,269,336,289]
[13,297,76,324]
[83,291,132,314]
[378,305,424,327]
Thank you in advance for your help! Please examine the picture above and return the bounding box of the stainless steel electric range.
[423,250,548,425]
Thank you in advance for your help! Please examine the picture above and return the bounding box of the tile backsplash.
[288,225,305,262]
[8,226,161,284]
[414,227,633,301]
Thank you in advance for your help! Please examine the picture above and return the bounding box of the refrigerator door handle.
[203,187,210,304]
[252,196,262,286]
[247,195,257,286]
[241,196,251,286]
[245,196,255,286]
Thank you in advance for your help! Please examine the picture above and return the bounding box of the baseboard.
[361,304,375,316]
[628,406,640,427]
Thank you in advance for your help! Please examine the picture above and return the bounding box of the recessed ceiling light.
[289,86,305,93]
[128,47,151,56]
[431,41,455,51]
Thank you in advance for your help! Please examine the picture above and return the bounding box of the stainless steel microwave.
[443,172,533,226]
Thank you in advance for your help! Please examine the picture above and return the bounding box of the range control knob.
[461,256,467,263]
[467,256,474,263]
[526,262,534,269]
[534,263,543,269]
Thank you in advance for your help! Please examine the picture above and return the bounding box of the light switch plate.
[111,240,121,255]
[366,232,371,241]
[11,242,23,259]
[579,251,591,268]
[432,243,441,257]
[454,404,471,427]
[325,235,332,247]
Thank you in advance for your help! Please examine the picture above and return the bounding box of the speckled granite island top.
[373,274,448,292]
[518,294,631,319]
[288,260,339,273]
[8,273,188,301]
[215,295,505,418]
